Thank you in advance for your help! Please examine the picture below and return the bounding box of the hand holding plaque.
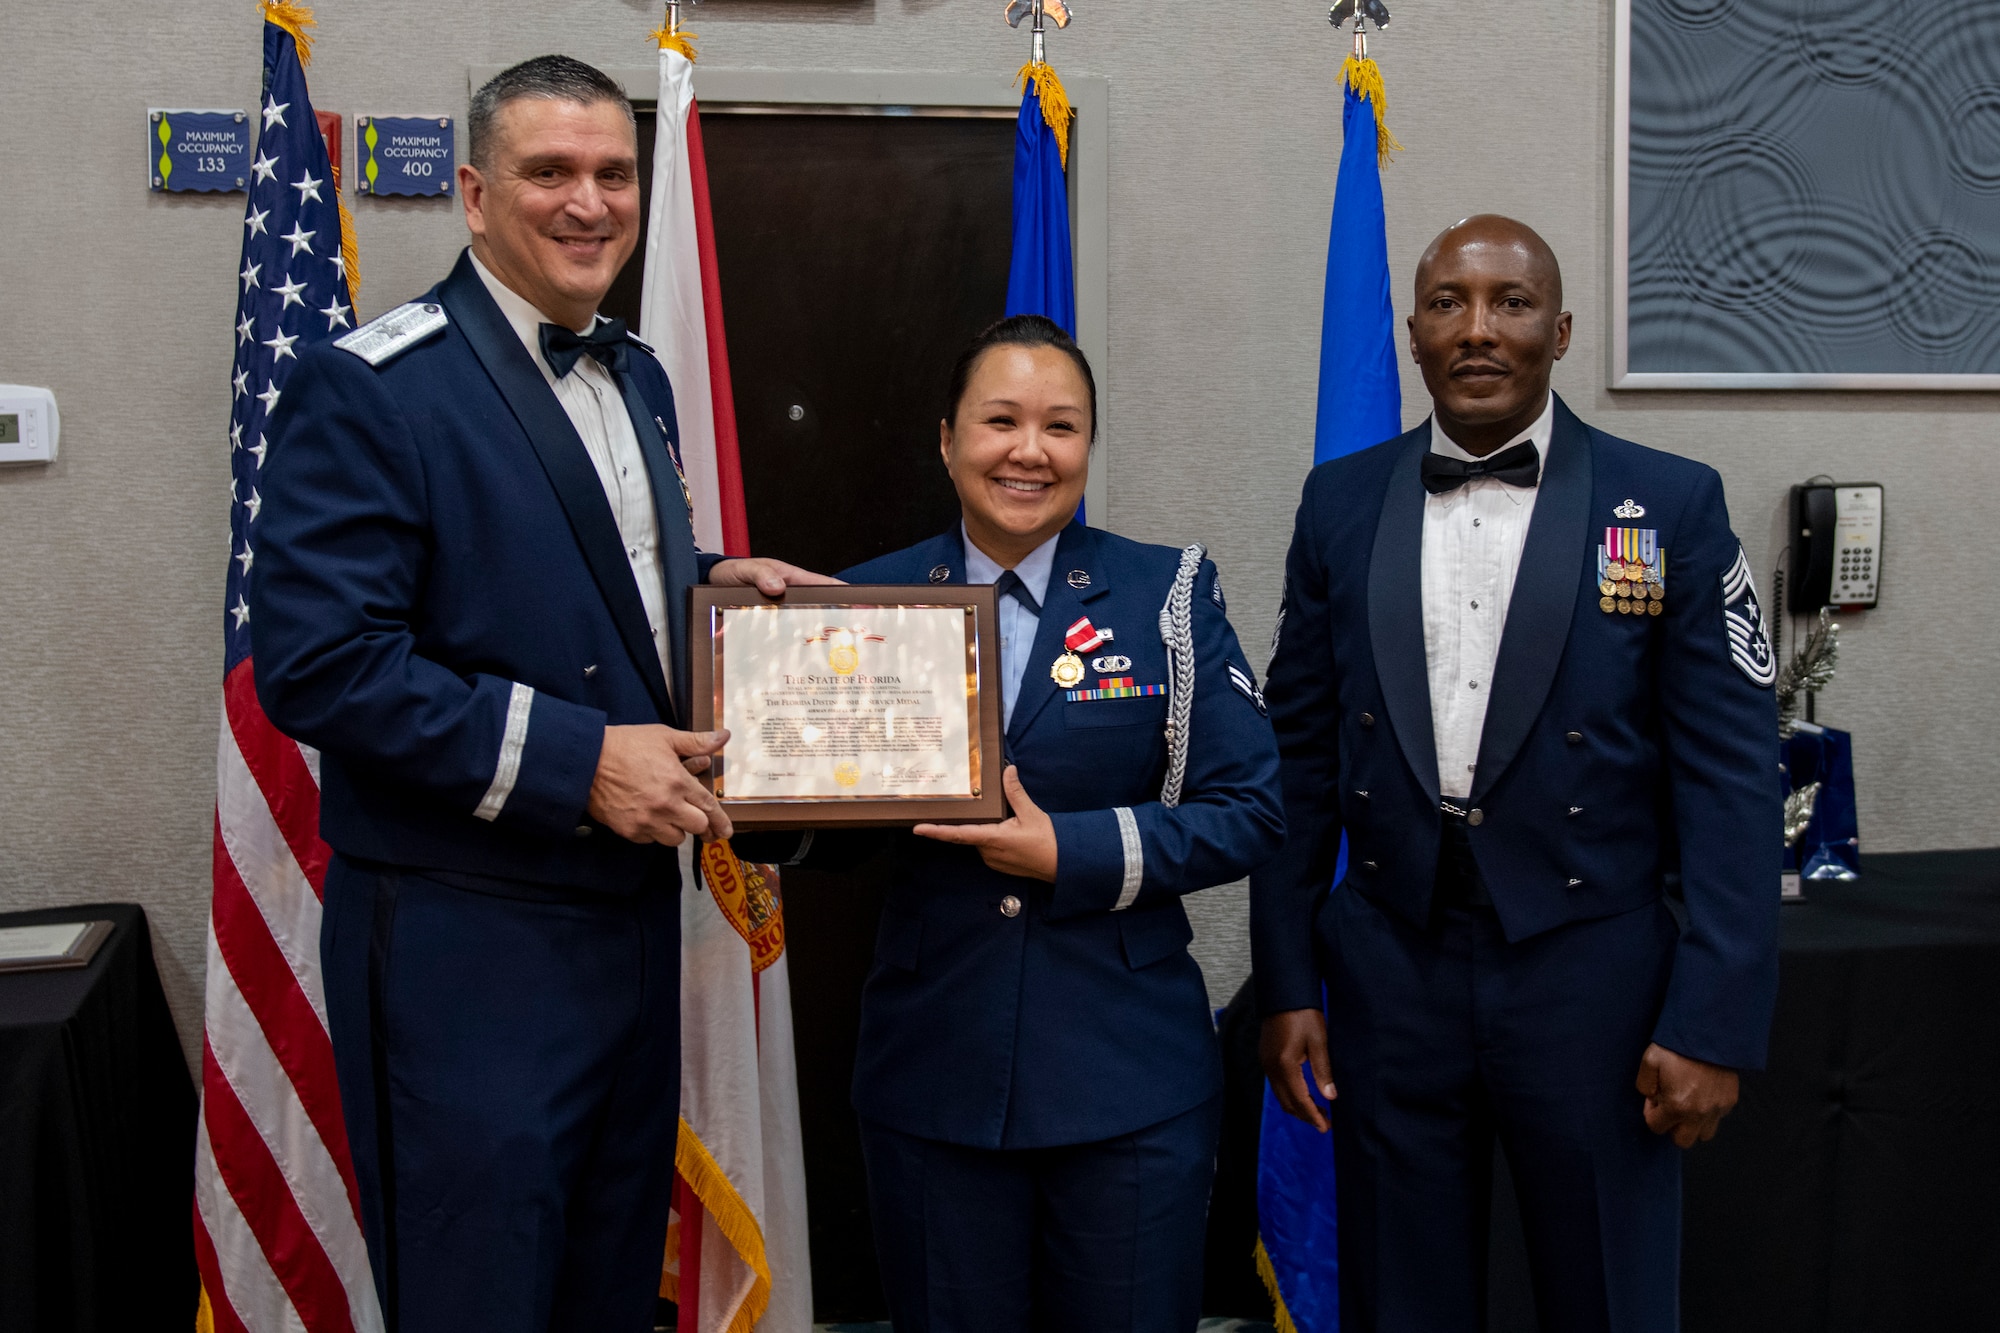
[690,586,1005,827]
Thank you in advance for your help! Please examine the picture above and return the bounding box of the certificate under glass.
[691,586,1005,827]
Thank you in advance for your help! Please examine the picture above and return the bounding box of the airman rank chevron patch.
[1227,662,1267,714]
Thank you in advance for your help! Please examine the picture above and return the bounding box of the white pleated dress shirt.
[472,254,674,697]
[963,526,1060,730]
[1420,394,1555,800]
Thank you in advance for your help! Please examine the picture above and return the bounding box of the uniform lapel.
[1470,394,1593,803]
[1004,522,1098,744]
[1368,427,1442,807]
[439,254,672,716]
[614,367,698,724]
[925,529,969,586]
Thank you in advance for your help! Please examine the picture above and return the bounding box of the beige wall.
[2,0,1994,1059]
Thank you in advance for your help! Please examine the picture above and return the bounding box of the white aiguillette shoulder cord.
[1158,543,1205,809]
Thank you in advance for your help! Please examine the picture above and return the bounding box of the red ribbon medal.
[1064,617,1105,653]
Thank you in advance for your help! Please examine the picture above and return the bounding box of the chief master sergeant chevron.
[1252,215,1781,1333]
[249,56,833,1332]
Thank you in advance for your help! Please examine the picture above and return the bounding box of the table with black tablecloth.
[1203,848,2000,1330]
[1680,847,2000,1333]
[0,903,198,1332]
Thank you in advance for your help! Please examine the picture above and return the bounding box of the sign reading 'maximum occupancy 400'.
[357,116,455,197]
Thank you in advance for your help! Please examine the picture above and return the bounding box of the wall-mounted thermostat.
[0,387,60,465]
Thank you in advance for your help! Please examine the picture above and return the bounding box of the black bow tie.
[539,319,629,378]
[1420,441,1542,495]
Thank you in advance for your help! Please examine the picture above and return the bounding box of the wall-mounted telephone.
[1788,481,1883,613]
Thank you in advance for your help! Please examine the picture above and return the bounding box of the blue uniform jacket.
[1250,396,1781,1070]
[822,524,1284,1148]
[251,250,723,892]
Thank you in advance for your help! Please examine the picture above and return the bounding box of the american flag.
[193,10,383,1332]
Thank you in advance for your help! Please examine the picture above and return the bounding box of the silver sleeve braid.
[1158,543,1206,809]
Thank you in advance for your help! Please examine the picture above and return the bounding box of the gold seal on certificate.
[690,586,1006,827]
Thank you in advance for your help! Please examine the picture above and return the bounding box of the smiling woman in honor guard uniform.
[773,315,1283,1332]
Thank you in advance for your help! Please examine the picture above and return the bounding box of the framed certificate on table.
[690,586,1005,827]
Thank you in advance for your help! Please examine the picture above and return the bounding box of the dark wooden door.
[606,109,1013,571]
[605,106,1015,1324]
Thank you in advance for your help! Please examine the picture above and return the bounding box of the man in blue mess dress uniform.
[1253,216,1781,1333]
[250,56,829,1332]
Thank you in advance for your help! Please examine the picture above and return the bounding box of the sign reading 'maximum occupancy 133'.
[148,109,251,192]
[357,116,455,197]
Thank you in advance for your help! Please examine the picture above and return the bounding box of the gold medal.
[1647,599,1664,616]
[1618,598,1634,614]
[1608,561,1629,581]
[1599,579,1618,597]
[1600,595,1616,613]
[1650,585,1664,601]
[1051,652,1086,688]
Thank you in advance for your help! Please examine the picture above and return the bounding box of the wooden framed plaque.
[690,586,1005,827]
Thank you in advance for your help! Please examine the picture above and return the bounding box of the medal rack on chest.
[1599,504,1666,617]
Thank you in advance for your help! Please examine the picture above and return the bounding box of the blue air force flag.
[1257,56,1407,1333]
[1003,63,1076,336]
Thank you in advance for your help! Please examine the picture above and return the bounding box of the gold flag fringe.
[652,25,699,60]
[1015,60,1075,170]
[336,186,361,307]
[1341,53,1403,165]
[1253,1237,1303,1333]
[673,1118,773,1333]
[259,0,317,64]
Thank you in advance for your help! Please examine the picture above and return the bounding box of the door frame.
[468,64,1113,525]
